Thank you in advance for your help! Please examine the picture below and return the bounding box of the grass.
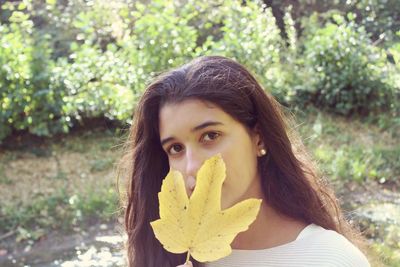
[293,109,400,186]
[372,243,400,267]
[0,187,119,237]
[291,110,400,266]
[0,128,126,242]
[0,164,12,185]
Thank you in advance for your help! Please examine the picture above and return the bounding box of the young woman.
[121,56,371,266]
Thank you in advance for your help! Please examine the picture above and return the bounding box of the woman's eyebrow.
[191,121,223,132]
[160,121,224,146]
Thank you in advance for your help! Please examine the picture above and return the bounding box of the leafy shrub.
[198,0,287,100]
[122,0,199,84]
[0,10,66,141]
[1,0,399,143]
[271,0,400,45]
[299,14,395,115]
[121,0,288,101]
[349,0,400,44]
[387,37,400,115]
[52,43,136,123]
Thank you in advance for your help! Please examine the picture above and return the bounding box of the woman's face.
[159,99,264,209]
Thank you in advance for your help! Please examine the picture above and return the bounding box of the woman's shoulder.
[231,224,370,266]
[203,224,370,267]
[295,224,370,266]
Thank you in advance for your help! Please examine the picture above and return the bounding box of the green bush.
[273,0,400,45]
[350,0,400,45]
[52,43,136,123]
[0,5,138,142]
[121,0,287,101]
[198,0,287,100]
[111,0,203,100]
[388,37,400,115]
[1,0,399,142]
[0,10,67,141]
[299,14,395,115]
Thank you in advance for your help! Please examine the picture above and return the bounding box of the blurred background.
[0,0,399,266]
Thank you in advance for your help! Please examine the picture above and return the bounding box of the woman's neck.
[230,200,308,250]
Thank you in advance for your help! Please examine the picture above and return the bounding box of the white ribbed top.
[201,224,370,267]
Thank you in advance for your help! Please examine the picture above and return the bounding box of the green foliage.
[276,0,400,44]
[52,43,136,123]
[126,0,198,73]
[113,0,201,97]
[0,7,67,141]
[387,37,400,115]
[203,0,283,91]
[350,0,400,45]
[1,0,399,142]
[299,14,395,115]
[70,0,131,46]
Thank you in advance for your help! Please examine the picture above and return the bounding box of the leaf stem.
[185,251,191,264]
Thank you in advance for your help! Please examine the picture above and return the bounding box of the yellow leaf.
[150,154,262,262]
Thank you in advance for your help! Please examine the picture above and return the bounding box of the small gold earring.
[260,148,267,156]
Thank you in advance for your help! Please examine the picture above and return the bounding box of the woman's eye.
[202,132,220,142]
[168,144,183,155]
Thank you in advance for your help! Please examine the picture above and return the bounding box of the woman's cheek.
[221,180,234,209]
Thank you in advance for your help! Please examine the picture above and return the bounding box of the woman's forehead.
[158,99,232,136]
[160,99,226,120]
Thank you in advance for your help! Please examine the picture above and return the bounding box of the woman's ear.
[252,124,267,157]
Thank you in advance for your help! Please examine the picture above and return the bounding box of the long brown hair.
[121,56,368,267]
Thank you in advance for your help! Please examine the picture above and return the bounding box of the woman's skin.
[159,99,307,266]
